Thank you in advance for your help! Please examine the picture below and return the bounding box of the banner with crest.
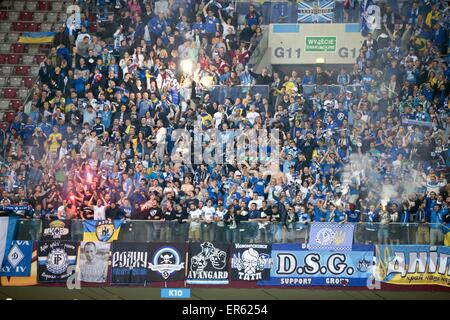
[83,220,122,243]
[308,223,355,251]
[258,244,374,286]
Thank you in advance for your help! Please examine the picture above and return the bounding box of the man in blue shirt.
[148,13,167,43]
[430,203,445,245]
[245,5,262,27]
[203,1,220,41]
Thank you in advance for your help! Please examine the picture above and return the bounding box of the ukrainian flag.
[83,220,122,243]
[18,32,56,44]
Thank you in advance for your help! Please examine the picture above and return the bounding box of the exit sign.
[161,288,191,299]
[305,36,337,52]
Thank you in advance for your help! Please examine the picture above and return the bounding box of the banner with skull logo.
[187,242,230,285]
[147,243,186,282]
[231,244,272,281]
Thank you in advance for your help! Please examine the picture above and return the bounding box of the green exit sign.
[305,37,337,52]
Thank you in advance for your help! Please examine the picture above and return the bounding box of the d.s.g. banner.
[375,245,450,287]
[258,244,374,286]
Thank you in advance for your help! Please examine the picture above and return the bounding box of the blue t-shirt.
[204,16,219,33]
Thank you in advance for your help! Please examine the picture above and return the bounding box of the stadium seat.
[30,66,40,76]
[9,77,22,87]
[27,45,39,54]
[0,54,7,64]
[0,76,7,87]
[3,88,17,99]
[13,1,25,11]
[26,23,40,32]
[0,32,5,42]
[40,22,52,32]
[0,22,10,32]
[0,11,7,20]
[11,44,25,53]
[0,43,10,53]
[15,66,29,76]
[46,12,58,23]
[37,1,50,11]
[0,100,9,110]
[4,111,15,122]
[23,76,33,88]
[34,11,45,22]
[1,65,12,75]
[35,54,46,64]
[18,88,28,99]
[10,99,21,110]
[22,55,34,65]
[19,11,34,21]
[8,54,20,64]
[25,1,37,11]
[52,2,63,12]
[7,33,19,43]
[12,22,26,32]
[8,11,19,22]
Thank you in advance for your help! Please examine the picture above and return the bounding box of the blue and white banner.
[259,244,374,286]
[308,223,355,251]
[375,245,450,287]
[298,1,335,23]
[0,241,33,276]
[360,0,381,36]
[0,216,18,271]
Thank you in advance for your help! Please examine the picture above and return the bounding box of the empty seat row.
[3,1,56,12]
[0,99,22,111]
[0,76,34,88]
[1,88,29,99]
[0,43,47,54]
[0,11,67,23]
[1,66,31,76]
[0,53,47,64]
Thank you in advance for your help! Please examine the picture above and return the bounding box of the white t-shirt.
[202,206,216,222]
[189,208,203,227]
[247,111,260,125]
[93,205,106,220]
[214,111,224,128]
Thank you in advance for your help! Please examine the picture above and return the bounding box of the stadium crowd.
[0,0,449,245]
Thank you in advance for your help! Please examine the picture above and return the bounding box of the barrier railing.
[13,219,447,246]
[209,85,270,104]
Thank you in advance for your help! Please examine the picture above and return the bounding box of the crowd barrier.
[209,85,270,104]
[12,219,447,246]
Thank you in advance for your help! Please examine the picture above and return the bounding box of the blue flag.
[0,216,18,271]
[360,0,380,36]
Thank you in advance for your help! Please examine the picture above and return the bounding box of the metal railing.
[209,85,270,104]
[13,219,448,246]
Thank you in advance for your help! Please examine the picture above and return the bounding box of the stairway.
[0,0,68,130]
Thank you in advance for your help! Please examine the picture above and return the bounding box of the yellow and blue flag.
[83,220,122,242]
[18,32,56,44]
